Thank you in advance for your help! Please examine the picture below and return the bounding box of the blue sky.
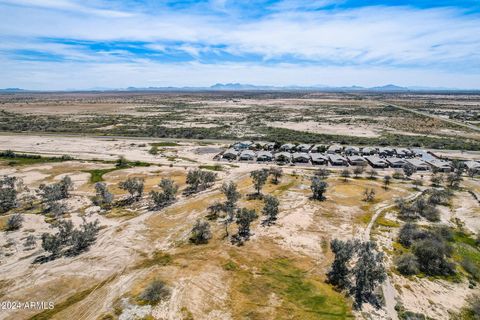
[0,0,479,89]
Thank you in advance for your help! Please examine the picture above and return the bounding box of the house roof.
[257,151,273,158]
[275,152,292,159]
[406,158,428,167]
[329,154,347,162]
[327,144,342,151]
[297,144,312,150]
[280,143,295,149]
[223,148,239,156]
[239,150,255,157]
[310,153,328,161]
[426,159,451,168]
[347,155,366,162]
[362,147,376,153]
[365,156,388,165]
[386,157,407,165]
[465,161,480,169]
[292,152,310,159]
[345,146,359,151]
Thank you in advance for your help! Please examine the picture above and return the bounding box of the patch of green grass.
[150,141,179,147]
[223,260,239,271]
[0,151,72,166]
[199,164,223,171]
[84,168,118,183]
[29,276,115,320]
[133,251,173,270]
[236,258,352,319]
[376,216,400,228]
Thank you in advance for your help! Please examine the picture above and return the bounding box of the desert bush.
[5,213,23,231]
[232,208,258,245]
[363,188,376,202]
[38,176,73,203]
[24,235,36,249]
[119,177,144,200]
[139,280,170,304]
[340,169,351,182]
[0,176,17,213]
[397,223,427,247]
[367,169,378,180]
[150,178,178,209]
[395,253,419,275]
[402,164,416,179]
[315,168,331,179]
[353,166,365,178]
[412,238,455,276]
[185,169,216,194]
[311,177,328,201]
[262,195,279,226]
[383,175,391,189]
[189,219,212,244]
[92,182,114,207]
[250,169,269,195]
[269,167,283,184]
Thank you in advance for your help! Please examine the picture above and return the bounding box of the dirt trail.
[363,190,422,320]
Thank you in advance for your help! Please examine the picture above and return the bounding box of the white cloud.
[0,1,479,88]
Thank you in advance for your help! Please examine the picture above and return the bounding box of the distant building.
[280,143,296,152]
[329,154,348,166]
[426,159,452,173]
[361,147,377,156]
[232,141,253,150]
[256,151,273,162]
[327,144,343,154]
[465,161,480,174]
[292,152,310,163]
[310,153,329,165]
[275,152,292,163]
[312,144,327,153]
[365,156,389,168]
[297,144,312,152]
[378,147,394,157]
[347,155,367,166]
[394,148,413,158]
[222,149,239,160]
[386,157,408,168]
[344,146,360,155]
[406,158,429,171]
[264,142,276,150]
[239,150,255,161]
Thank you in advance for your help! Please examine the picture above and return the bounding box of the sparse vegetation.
[150,178,178,209]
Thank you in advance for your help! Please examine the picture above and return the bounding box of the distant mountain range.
[1,84,477,93]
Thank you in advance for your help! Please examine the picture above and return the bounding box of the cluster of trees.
[248,167,283,198]
[395,223,455,276]
[395,189,452,222]
[185,169,217,195]
[0,176,18,213]
[38,176,73,216]
[150,178,178,209]
[92,182,114,208]
[37,218,100,262]
[195,176,281,246]
[327,239,386,309]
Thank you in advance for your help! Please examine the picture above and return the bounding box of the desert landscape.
[0,91,478,320]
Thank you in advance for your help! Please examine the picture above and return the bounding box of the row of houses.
[231,141,419,158]
[221,149,454,171]
[465,160,480,174]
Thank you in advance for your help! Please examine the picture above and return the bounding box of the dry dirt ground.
[0,136,478,320]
